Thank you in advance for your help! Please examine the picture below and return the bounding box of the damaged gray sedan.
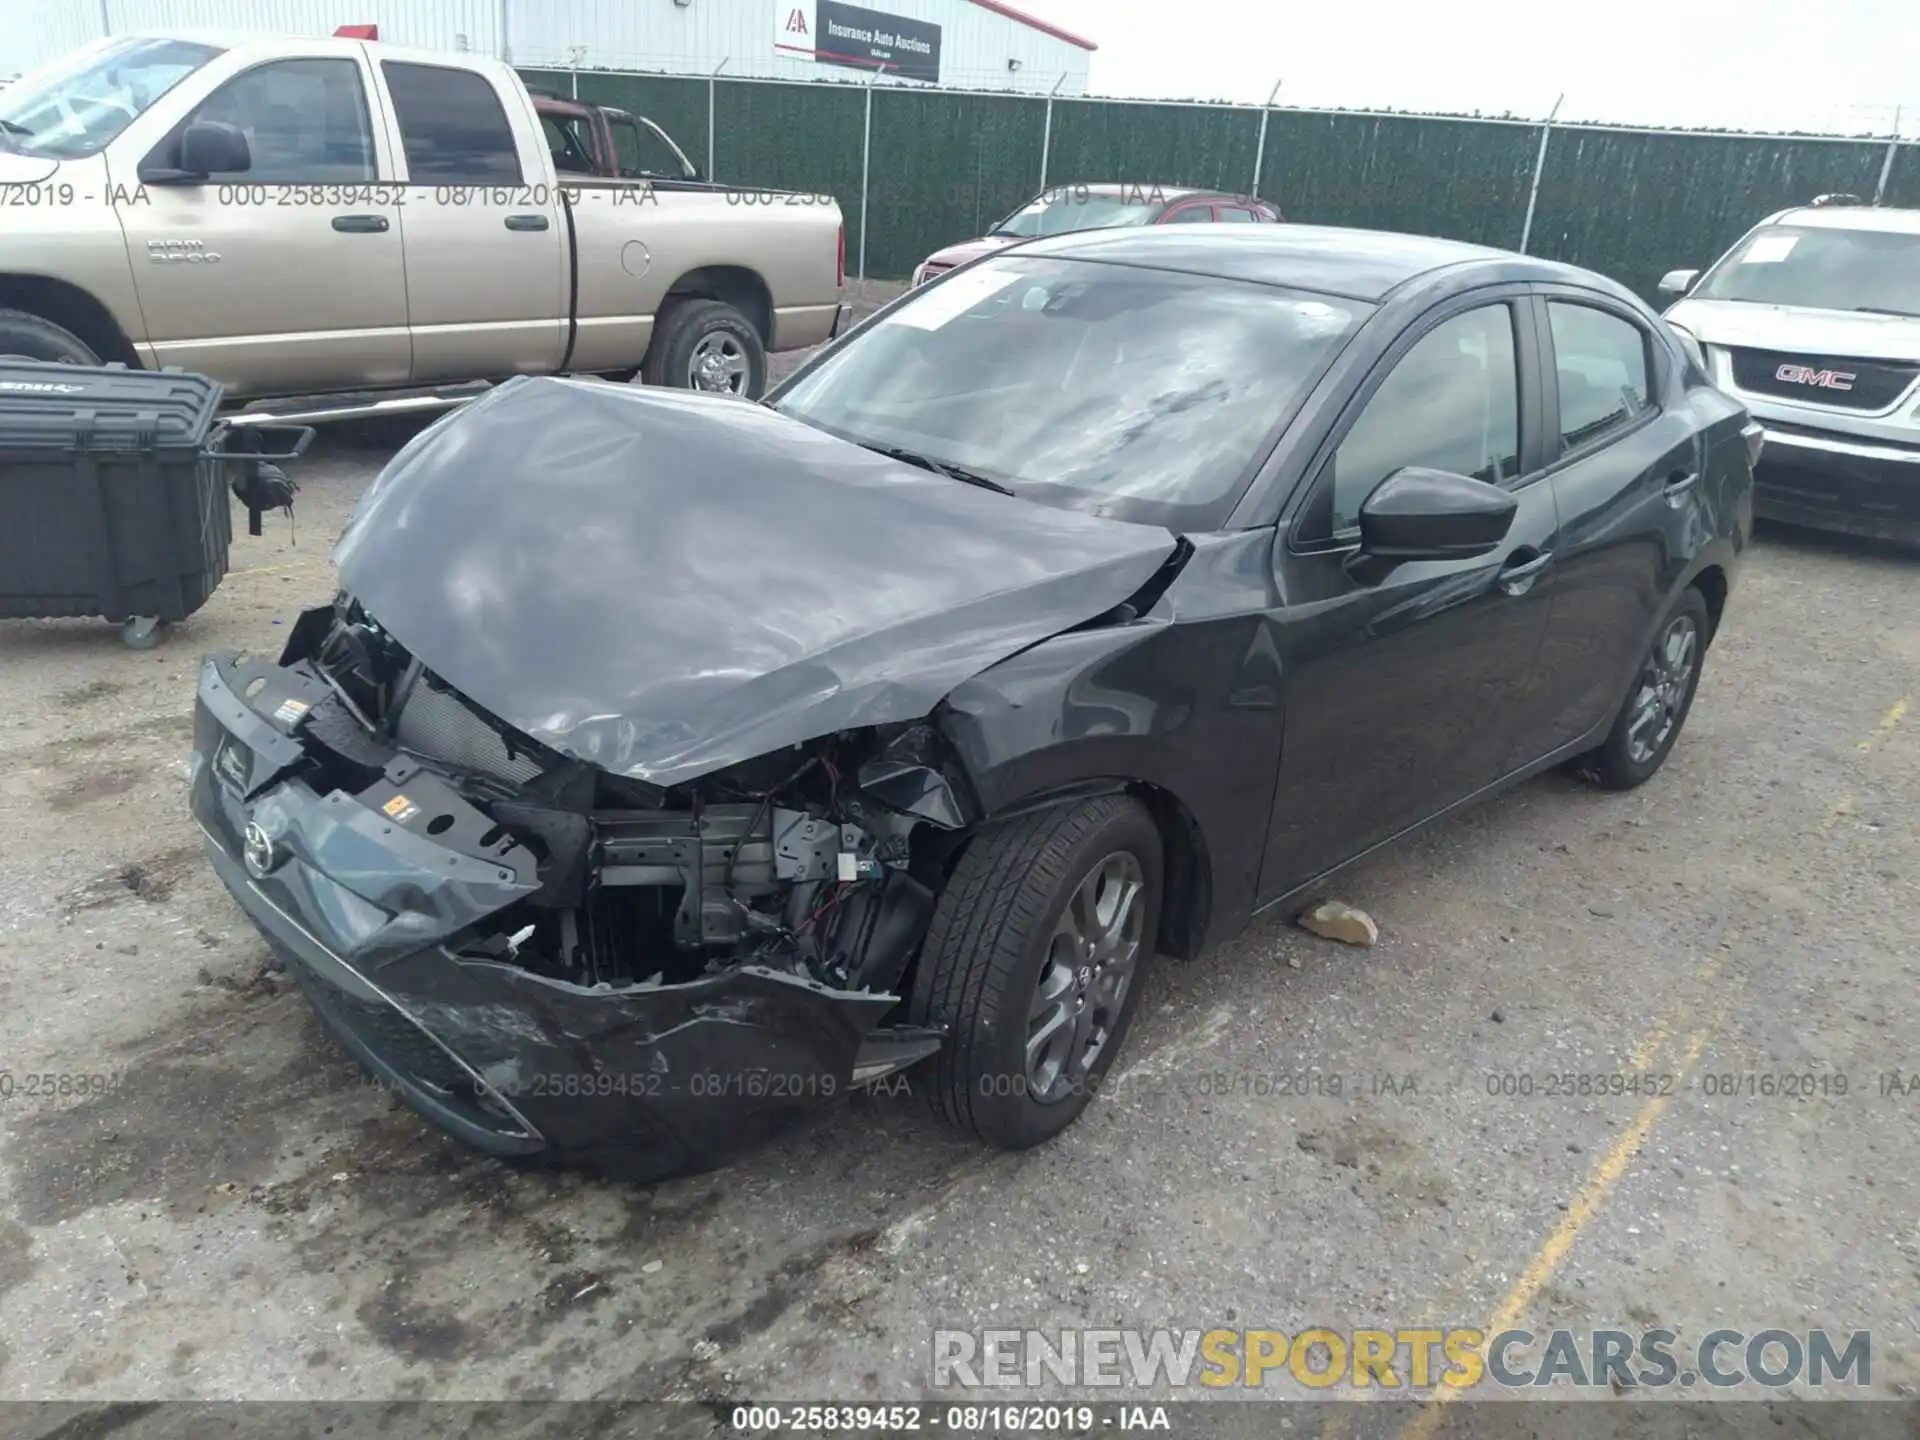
[191,227,1749,1178]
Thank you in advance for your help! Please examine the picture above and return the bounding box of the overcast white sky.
[1022,0,1919,136]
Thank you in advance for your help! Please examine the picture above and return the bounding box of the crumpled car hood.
[333,376,1178,787]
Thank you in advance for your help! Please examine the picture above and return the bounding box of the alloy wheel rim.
[1025,851,1146,1104]
[688,333,748,393]
[1626,614,1699,764]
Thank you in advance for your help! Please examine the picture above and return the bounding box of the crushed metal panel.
[332,376,1177,788]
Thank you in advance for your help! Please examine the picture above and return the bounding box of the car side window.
[542,113,594,174]
[1547,302,1652,451]
[177,58,375,182]
[1326,304,1521,534]
[382,61,522,183]
[613,116,686,178]
[1215,205,1257,222]
[1163,205,1214,223]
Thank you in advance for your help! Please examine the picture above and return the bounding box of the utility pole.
[1519,93,1564,254]
[1038,72,1067,191]
[1874,105,1903,206]
[1248,78,1283,200]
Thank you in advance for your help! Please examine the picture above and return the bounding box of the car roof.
[1042,183,1212,201]
[115,28,498,67]
[1010,223,1597,303]
[1763,205,1920,235]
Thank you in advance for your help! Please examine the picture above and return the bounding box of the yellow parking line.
[1857,696,1909,754]
[1395,1020,1718,1439]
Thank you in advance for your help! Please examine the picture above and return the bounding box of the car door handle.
[1664,470,1700,506]
[504,214,550,232]
[331,214,389,233]
[1497,550,1554,597]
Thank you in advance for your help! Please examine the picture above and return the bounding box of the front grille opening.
[466,884,697,990]
[1728,347,1920,412]
[587,884,691,985]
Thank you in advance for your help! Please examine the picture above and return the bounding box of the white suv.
[1660,199,1920,544]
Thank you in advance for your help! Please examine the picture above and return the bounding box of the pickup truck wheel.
[643,299,767,399]
[0,309,103,366]
[910,795,1161,1152]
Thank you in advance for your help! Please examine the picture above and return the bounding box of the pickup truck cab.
[533,92,700,183]
[0,33,848,403]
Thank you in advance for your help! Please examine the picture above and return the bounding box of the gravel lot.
[1,300,1915,1426]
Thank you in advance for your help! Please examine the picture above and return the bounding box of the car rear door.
[1158,199,1218,223]
[1258,287,1562,898]
[1512,287,1706,765]
[377,58,567,383]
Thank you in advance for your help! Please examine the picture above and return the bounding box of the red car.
[911,182,1281,286]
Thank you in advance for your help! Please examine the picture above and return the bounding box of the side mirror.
[1357,466,1517,563]
[1657,268,1699,300]
[179,119,250,177]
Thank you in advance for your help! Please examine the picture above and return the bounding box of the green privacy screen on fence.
[520,67,1915,299]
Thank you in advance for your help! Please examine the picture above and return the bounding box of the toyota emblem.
[242,821,281,879]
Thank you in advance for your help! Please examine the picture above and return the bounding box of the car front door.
[113,52,411,397]
[1258,290,1562,898]
[1514,288,1703,764]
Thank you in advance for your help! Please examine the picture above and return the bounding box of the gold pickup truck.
[0,33,849,408]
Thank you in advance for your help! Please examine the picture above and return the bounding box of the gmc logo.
[1775,363,1855,391]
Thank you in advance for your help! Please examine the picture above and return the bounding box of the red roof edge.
[963,0,1097,51]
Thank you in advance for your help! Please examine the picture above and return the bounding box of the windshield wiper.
[1852,305,1920,318]
[861,442,1016,496]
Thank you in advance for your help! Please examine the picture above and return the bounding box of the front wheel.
[641,298,768,399]
[911,795,1161,1151]
[0,308,102,366]
[1571,587,1711,790]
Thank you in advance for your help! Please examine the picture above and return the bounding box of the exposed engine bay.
[279,592,978,1000]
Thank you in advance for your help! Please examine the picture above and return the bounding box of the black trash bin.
[0,361,311,648]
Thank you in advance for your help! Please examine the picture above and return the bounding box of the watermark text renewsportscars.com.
[932,1327,1872,1392]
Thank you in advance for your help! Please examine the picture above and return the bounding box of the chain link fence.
[523,64,1920,299]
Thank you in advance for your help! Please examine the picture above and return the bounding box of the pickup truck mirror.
[1657,268,1699,299]
[178,119,250,179]
[1355,466,1517,563]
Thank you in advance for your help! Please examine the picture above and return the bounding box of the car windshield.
[991,189,1165,237]
[0,37,221,158]
[770,255,1370,529]
[1693,224,1920,317]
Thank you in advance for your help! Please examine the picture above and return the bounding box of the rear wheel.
[641,298,767,399]
[0,308,102,366]
[911,795,1161,1150]
[1571,587,1711,790]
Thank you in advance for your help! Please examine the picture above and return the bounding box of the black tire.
[1571,586,1712,791]
[910,794,1162,1151]
[640,298,767,399]
[0,308,102,365]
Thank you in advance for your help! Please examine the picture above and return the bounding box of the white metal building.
[0,0,1096,94]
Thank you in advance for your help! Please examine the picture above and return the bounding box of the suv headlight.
[1666,320,1708,373]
